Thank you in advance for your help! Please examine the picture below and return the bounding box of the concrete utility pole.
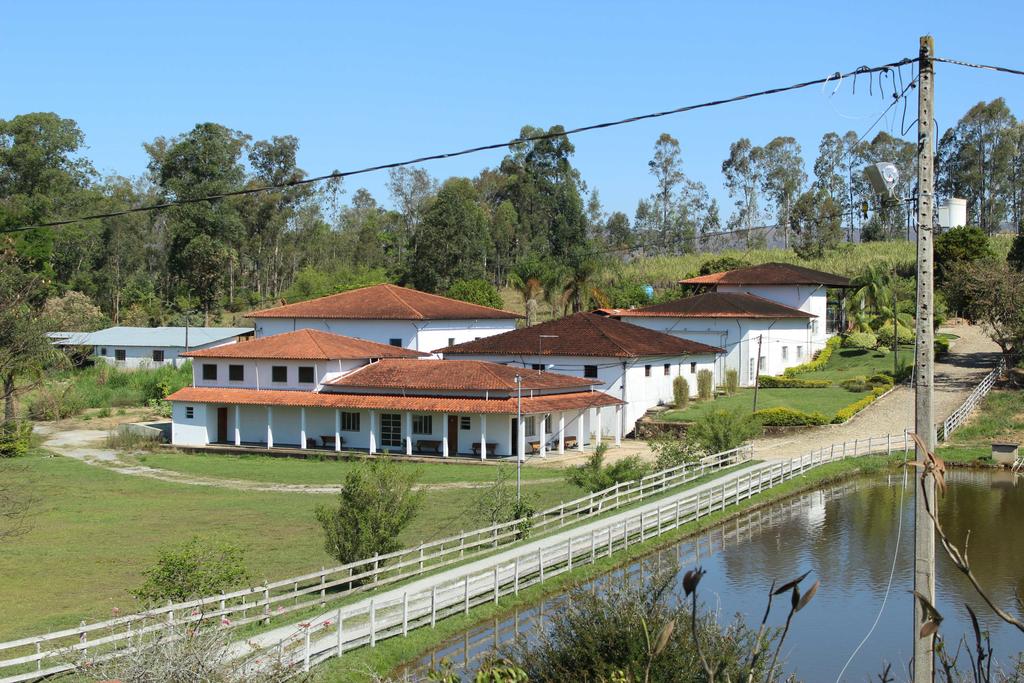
[913,34,937,683]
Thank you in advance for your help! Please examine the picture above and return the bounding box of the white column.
[368,411,377,454]
[577,410,585,451]
[334,409,341,452]
[300,407,307,449]
[442,414,449,458]
[539,414,546,458]
[614,405,622,446]
[558,412,565,454]
[404,412,412,455]
[234,405,241,446]
[266,406,274,449]
[479,415,487,461]
[517,414,526,462]
[591,407,601,447]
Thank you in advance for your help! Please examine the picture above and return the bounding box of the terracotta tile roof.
[248,284,522,320]
[166,386,622,414]
[435,312,723,357]
[325,359,598,392]
[616,292,814,319]
[679,262,852,287]
[182,329,426,360]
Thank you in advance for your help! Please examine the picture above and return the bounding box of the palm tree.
[846,263,893,328]
[508,257,548,326]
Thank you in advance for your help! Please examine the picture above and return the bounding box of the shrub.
[672,376,689,409]
[868,373,895,388]
[687,409,761,453]
[147,398,172,418]
[839,376,870,392]
[783,336,841,376]
[315,459,422,567]
[935,336,951,356]
[696,369,713,401]
[0,420,32,458]
[842,331,878,349]
[27,385,84,421]
[566,444,651,493]
[754,407,830,426]
[131,536,251,605]
[724,368,739,395]
[833,386,888,423]
[474,468,535,539]
[649,435,703,471]
[756,375,831,388]
[876,324,914,347]
[445,278,504,310]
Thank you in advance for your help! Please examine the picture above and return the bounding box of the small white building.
[608,292,818,387]
[248,284,521,352]
[57,326,253,369]
[167,328,623,460]
[678,262,853,354]
[434,312,723,438]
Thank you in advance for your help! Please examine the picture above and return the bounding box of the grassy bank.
[316,453,907,682]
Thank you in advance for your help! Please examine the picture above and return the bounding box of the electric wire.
[933,56,1024,77]
[1,57,917,235]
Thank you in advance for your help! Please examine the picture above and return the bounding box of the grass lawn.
[806,345,912,382]
[935,387,1024,466]
[0,450,583,641]
[133,451,565,486]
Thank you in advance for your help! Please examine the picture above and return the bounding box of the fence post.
[464,575,471,614]
[336,607,344,655]
[369,599,376,647]
[639,511,645,542]
[514,556,521,594]
[419,544,425,571]
[320,568,326,606]
[430,586,437,627]
[607,525,614,557]
[674,499,681,528]
[460,533,465,559]
[567,538,573,570]
[494,566,500,604]
[373,554,380,586]
[303,625,311,672]
[402,592,409,636]
[538,548,545,582]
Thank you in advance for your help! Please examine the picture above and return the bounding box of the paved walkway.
[750,323,1001,460]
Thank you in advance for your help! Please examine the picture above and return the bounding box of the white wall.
[715,284,830,349]
[252,318,517,352]
[192,358,368,391]
[94,338,239,370]
[171,402,211,446]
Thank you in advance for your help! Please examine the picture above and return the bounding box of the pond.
[408,468,1024,682]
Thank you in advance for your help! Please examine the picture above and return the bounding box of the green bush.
[842,331,878,349]
[696,369,713,401]
[724,368,739,395]
[934,337,951,356]
[833,386,888,423]
[29,362,193,420]
[0,420,33,458]
[445,278,504,310]
[839,376,870,392]
[754,407,830,426]
[876,325,914,347]
[756,375,831,388]
[649,435,703,470]
[132,536,251,605]
[566,444,651,493]
[672,376,689,409]
[783,336,841,376]
[687,409,761,453]
[868,373,895,387]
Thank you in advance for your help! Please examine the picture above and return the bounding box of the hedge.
[843,331,878,349]
[754,407,831,426]
[934,337,950,356]
[833,386,890,423]
[783,336,842,377]
[757,375,832,389]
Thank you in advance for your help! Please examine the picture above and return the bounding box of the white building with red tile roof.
[167,328,622,460]
[248,284,521,352]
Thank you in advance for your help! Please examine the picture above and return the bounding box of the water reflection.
[409,469,1024,682]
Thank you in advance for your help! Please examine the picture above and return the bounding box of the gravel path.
[751,323,1001,459]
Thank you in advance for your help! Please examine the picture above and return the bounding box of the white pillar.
[479,415,487,460]
[577,410,586,452]
[266,406,274,449]
[614,405,622,446]
[300,407,307,449]
[442,413,449,458]
[404,412,412,455]
[234,405,241,446]
[558,412,565,454]
[517,414,526,462]
[368,411,377,454]
[591,407,601,447]
[334,409,341,452]
[539,414,547,458]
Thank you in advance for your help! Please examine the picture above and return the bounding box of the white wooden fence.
[0,446,751,680]
[937,360,1003,442]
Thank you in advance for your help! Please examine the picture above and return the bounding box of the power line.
[2,56,917,235]
[933,56,1024,77]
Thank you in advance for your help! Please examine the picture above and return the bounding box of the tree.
[636,133,710,255]
[946,258,1024,368]
[508,255,550,326]
[1008,232,1024,272]
[405,177,489,293]
[446,278,503,309]
[387,166,437,265]
[131,536,251,605]
[760,136,807,248]
[40,291,108,332]
[565,444,649,493]
[315,460,422,567]
[857,132,915,241]
[790,189,842,258]
[722,138,764,244]
[687,409,761,453]
[812,132,848,204]
[604,211,632,250]
[934,225,993,285]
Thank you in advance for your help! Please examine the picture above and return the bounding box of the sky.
[3,1,1023,221]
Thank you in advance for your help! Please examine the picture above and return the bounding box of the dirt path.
[34,426,562,494]
[751,322,1001,459]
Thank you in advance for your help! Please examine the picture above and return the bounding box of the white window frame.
[381,413,402,447]
[459,416,471,430]
[781,346,788,361]
[412,415,432,435]
[185,406,194,419]
[524,416,536,438]
[340,412,360,432]
[797,345,804,359]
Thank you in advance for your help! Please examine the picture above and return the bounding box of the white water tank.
[938,198,967,229]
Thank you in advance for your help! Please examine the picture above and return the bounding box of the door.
[510,417,519,456]
[217,407,228,443]
[448,415,459,455]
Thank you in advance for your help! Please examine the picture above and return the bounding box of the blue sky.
[3,1,1022,220]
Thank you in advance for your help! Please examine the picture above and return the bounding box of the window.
[544,414,552,433]
[664,363,671,376]
[644,365,651,377]
[389,338,402,347]
[797,345,804,359]
[152,349,165,362]
[202,363,217,381]
[583,365,598,379]
[412,415,432,435]
[460,416,471,430]
[749,358,755,379]
[341,412,360,432]
[298,366,315,384]
[229,364,244,381]
[448,337,455,347]
[272,366,287,383]
[531,363,545,371]
[760,356,767,373]
[810,319,819,335]
[115,349,126,362]
[781,346,789,361]
[690,362,697,374]
[185,406,194,419]
[524,416,536,438]
[381,413,402,447]
[100,347,107,356]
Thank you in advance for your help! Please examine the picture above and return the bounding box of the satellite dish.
[864,162,900,198]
